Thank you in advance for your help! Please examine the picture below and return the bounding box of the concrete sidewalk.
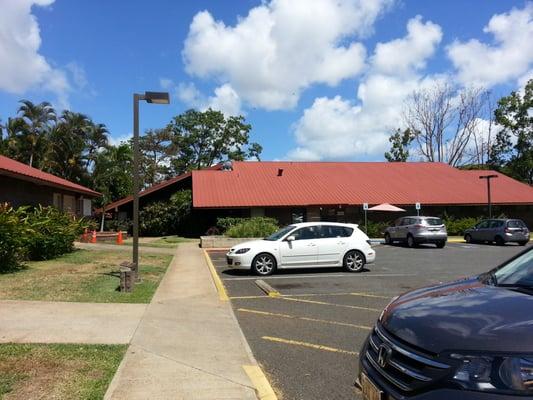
[0,300,146,344]
[104,242,259,400]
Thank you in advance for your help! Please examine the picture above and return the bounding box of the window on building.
[53,193,62,210]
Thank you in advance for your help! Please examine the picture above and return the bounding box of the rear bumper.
[413,233,447,243]
[503,232,530,242]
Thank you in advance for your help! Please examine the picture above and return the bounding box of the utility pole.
[479,175,498,218]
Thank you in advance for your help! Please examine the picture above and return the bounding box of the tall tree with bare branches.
[403,83,489,167]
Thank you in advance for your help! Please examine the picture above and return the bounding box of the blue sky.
[1,0,532,162]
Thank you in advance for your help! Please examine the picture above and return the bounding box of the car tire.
[518,240,528,246]
[436,241,446,248]
[344,250,365,272]
[495,236,505,246]
[252,253,276,276]
[407,235,416,248]
[464,234,472,243]
[384,233,392,245]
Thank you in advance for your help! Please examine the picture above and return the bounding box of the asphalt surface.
[207,242,531,400]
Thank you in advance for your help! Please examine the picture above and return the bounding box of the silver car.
[384,216,447,248]
[464,219,530,246]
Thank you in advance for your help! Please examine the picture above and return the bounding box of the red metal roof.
[192,161,533,208]
[0,155,100,197]
[104,172,192,211]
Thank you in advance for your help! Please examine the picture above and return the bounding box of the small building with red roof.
[0,155,100,216]
[105,161,533,236]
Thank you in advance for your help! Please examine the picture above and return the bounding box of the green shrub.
[22,206,83,261]
[216,217,247,232]
[0,204,27,271]
[358,220,391,238]
[139,190,192,236]
[225,217,279,238]
[442,216,481,236]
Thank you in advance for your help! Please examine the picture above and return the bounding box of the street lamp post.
[132,91,169,278]
[479,174,498,218]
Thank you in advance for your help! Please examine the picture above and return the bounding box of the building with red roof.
[105,161,533,235]
[0,155,100,216]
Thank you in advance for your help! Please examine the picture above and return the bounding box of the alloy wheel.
[346,251,364,272]
[255,255,274,275]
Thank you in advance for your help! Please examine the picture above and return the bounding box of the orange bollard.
[116,230,123,245]
[91,230,97,244]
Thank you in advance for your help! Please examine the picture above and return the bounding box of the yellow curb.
[447,239,465,243]
[243,365,278,400]
[255,279,281,297]
[203,250,229,301]
[262,336,359,356]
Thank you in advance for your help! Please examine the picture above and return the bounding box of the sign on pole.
[363,203,369,210]
[415,202,421,216]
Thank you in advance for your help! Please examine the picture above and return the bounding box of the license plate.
[361,373,383,400]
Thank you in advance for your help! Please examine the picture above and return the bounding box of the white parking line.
[222,273,416,281]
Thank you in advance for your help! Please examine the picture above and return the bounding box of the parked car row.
[384,216,530,248]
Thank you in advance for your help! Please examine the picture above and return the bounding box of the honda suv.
[384,217,447,248]
[357,246,533,399]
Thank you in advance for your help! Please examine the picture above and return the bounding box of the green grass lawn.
[0,249,172,303]
[121,235,196,249]
[0,343,126,400]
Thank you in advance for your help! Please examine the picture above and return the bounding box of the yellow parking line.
[243,365,278,400]
[229,291,390,300]
[238,308,372,330]
[279,296,381,312]
[203,250,229,301]
[262,336,359,356]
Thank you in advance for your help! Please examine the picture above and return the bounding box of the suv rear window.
[424,218,443,226]
[507,220,525,228]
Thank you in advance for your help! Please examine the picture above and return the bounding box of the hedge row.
[0,204,86,272]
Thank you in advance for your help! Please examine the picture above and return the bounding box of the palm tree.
[17,100,56,167]
[86,122,109,170]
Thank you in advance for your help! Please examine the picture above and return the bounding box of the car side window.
[477,220,489,229]
[490,220,503,228]
[292,226,319,240]
[395,218,403,226]
[320,226,353,238]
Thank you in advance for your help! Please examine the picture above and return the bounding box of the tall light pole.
[479,174,498,218]
[133,91,169,277]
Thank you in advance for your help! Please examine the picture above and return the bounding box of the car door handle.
[337,241,346,245]
[307,243,317,247]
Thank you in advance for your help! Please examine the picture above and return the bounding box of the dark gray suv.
[464,219,530,246]
[384,216,447,248]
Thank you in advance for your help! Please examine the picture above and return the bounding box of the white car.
[226,222,376,276]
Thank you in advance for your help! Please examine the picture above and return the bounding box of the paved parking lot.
[207,242,531,400]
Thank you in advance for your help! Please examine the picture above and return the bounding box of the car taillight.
[505,228,511,233]
[414,224,423,230]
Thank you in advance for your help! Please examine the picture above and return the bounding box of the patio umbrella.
[367,203,406,212]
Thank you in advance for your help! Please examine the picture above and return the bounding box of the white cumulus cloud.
[288,16,443,160]
[182,0,392,110]
[0,0,72,107]
[447,3,533,87]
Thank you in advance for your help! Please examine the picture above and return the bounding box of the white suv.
[226,222,376,276]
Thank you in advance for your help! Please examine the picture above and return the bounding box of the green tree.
[138,128,172,186]
[167,109,262,174]
[490,79,533,183]
[93,144,133,230]
[14,100,56,168]
[384,128,415,162]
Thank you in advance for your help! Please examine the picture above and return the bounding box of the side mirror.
[286,235,295,242]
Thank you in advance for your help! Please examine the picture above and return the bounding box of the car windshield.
[424,218,443,226]
[264,225,296,241]
[492,249,533,288]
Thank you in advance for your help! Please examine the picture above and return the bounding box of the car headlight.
[235,248,250,254]
[451,354,533,394]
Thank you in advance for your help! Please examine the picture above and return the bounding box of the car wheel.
[252,253,276,276]
[518,240,528,246]
[407,235,416,248]
[495,236,505,246]
[384,233,392,245]
[436,241,446,248]
[344,250,365,272]
[464,234,472,243]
